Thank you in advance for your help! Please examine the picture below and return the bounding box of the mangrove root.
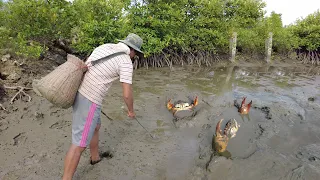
[298,50,320,65]
[3,85,33,104]
[134,50,221,69]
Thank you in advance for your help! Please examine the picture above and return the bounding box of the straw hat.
[118,33,143,54]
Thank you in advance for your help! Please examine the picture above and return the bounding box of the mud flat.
[1,58,320,180]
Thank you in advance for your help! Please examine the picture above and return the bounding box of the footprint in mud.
[307,97,316,102]
[296,144,320,164]
[198,124,212,138]
[32,111,44,124]
[100,151,114,159]
[49,120,70,129]
[0,119,9,132]
[53,142,65,154]
[34,111,44,119]
[13,132,27,146]
[290,144,320,179]
[50,109,61,116]
[23,152,49,166]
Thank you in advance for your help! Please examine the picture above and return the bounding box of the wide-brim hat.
[117,33,143,54]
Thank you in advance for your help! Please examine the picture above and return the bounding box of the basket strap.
[89,51,128,67]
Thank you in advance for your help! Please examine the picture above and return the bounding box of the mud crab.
[234,96,252,115]
[212,118,240,153]
[166,96,198,116]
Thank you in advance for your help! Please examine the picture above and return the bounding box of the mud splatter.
[254,106,272,119]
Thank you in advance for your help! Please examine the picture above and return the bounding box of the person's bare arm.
[122,82,134,115]
[119,59,134,118]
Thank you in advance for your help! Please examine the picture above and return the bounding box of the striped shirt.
[78,42,133,105]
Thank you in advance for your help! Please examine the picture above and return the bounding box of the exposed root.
[135,50,222,69]
[298,50,320,65]
[3,85,33,104]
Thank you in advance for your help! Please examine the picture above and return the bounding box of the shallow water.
[102,63,320,179]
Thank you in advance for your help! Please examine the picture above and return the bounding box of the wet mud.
[0,59,320,180]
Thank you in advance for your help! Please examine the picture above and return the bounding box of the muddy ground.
[0,56,320,180]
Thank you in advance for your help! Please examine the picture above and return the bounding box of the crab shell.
[212,118,240,153]
[235,96,252,114]
[225,118,240,139]
[167,96,198,115]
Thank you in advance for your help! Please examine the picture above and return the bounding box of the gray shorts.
[72,92,101,147]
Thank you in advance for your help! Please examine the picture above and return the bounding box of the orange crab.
[234,96,252,115]
[167,96,198,116]
[212,118,240,153]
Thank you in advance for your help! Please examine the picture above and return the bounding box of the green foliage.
[237,27,264,54]
[184,0,228,52]
[70,0,130,53]
[237,11,298,54]
[224,0,266,29]
[0,27,10,49]
[1,0,74,57]
[0,27,45,57]
[13,34,46,58]
[124,0,187,56]
[4,0,73,41]
[0,0,319,61]
[291,10,320,51]
[0,1,4,26]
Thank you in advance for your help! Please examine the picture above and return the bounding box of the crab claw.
[239,97,252,114]
[215,119,223,137]
[193,96,198,106]
[213,118,229,153]
[223,119,232,136]
[223,118,240,139]
[247,100,252,112]
[167,99,174,110]
[241,96,247,107]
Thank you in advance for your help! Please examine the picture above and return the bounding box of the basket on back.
[33,51,127,109]
[33,54,87,109]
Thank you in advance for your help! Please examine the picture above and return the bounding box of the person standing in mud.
[62,33,144,180]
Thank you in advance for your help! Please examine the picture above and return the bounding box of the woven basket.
[34,54,87,109]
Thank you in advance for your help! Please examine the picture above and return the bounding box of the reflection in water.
[239,114,251,122]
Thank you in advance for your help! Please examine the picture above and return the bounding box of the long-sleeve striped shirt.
[78,42,133,105]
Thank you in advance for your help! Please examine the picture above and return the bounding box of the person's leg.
[62,92,101,179]
[62,145,85,180]
[89,107,102,162]
[89,124,101,161]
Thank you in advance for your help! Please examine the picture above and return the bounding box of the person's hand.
[127,111,136,119]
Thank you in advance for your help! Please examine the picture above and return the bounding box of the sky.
[263,0,320,26]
